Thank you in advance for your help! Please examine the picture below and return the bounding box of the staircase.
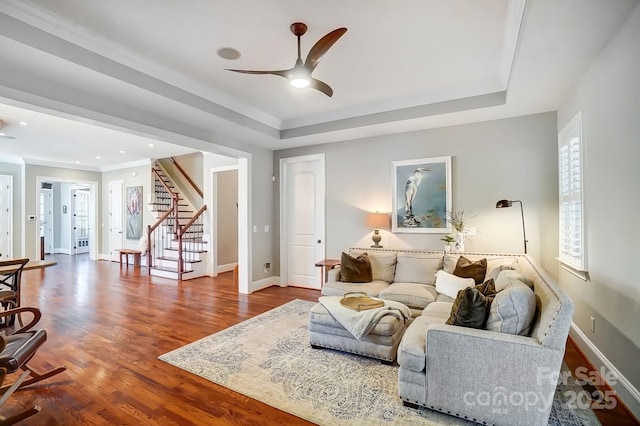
[146,160,207,280]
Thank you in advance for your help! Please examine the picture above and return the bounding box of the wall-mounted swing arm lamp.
[495,199,528,254]
[366,212,390,248]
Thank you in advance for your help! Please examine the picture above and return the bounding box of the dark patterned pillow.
[453,256,487,284]
[340,252,373,283]
[446,287,491,329]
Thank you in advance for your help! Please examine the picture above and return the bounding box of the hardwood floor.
[2,254,637,425]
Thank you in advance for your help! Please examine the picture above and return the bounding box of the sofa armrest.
[424,324,564,426]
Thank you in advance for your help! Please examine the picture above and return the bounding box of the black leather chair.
[0,307,66,425]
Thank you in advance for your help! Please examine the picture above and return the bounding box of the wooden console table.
[0,259,57,273]
[314,259,341,287]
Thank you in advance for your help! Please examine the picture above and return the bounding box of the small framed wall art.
[391,156,452,233]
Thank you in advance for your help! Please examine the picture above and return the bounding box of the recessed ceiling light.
[75,161,80,164]
[19,121,28,126]
[217,47,241,60]
[96,156,101,159]
[148,143,154,147]
[120,150,125,154]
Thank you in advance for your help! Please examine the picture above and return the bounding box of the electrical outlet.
[590,316,596,333]
[264,262,271,273]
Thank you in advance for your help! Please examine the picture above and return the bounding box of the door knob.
[317,239,321,243]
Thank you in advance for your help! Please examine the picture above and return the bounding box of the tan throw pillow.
[339,252,373,283]
[350,250,397,282]
[453,256,487,284]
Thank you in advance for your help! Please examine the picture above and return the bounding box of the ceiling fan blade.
[309,78,333,97]
[304,28,347,73]
[225,69,290,78]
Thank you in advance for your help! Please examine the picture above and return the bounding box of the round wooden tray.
[340,292,384,311]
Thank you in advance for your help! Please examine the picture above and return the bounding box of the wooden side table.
[118,249,142,268]
[314,259,341,287]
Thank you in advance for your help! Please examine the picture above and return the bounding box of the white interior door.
[280,154,325,289]
[39,188,54,255]
[72,188,90,254]
[109,181,124,262]
[0,175,12,260]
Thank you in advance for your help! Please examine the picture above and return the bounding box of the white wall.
[557,3,640,417]
[274,112,558,275]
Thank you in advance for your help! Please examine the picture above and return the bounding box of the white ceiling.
[0,0,637,171]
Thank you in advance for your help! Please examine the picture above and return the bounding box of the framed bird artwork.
[391,157,452,233]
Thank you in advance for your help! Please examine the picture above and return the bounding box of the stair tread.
[163,248,208,253]
[150,266,194,274]
[155,256,203,263]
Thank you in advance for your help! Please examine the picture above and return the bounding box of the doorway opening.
[36,177,98,260]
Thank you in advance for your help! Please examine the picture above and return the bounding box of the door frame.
[279,153,326,287]
[108,180,124,262]
[39,187,54,255]
[0,175,13,260]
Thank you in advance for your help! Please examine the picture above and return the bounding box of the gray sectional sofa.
[320,248,574,426]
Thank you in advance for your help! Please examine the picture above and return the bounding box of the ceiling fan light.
[290,77,310,88]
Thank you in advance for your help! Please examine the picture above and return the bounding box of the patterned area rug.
[159,300,600,425]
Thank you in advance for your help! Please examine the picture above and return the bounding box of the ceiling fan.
[0,119,16,140]
[226,22,347,97]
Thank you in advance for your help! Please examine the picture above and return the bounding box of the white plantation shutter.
[558,112,586,271]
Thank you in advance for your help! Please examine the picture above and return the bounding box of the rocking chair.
[0,307,66,425]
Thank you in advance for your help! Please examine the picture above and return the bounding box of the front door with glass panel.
[71,188,90,254]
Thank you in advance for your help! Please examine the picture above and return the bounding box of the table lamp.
[366,212,390,248]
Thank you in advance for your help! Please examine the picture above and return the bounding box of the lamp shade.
[366,212,389,229]
[495,199,513,208]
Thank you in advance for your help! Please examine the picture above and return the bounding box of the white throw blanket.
[319,296,412,340]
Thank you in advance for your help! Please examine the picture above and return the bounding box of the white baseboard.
[217,262,237,274]
[54,248,70,255]
[249,276,280,293]
[570,322,640,420]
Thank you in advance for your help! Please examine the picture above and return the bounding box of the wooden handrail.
[180,205,207,231]
[148,205,175,234]
[170,157,203,197]
[151,167,180,202]
[152,166,181,235]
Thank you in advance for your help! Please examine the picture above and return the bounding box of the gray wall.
[558,3,640,413]
[274,112,559,275]
[217,170,238,266]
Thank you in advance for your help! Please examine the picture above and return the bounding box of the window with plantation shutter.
[558,112,587,274]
